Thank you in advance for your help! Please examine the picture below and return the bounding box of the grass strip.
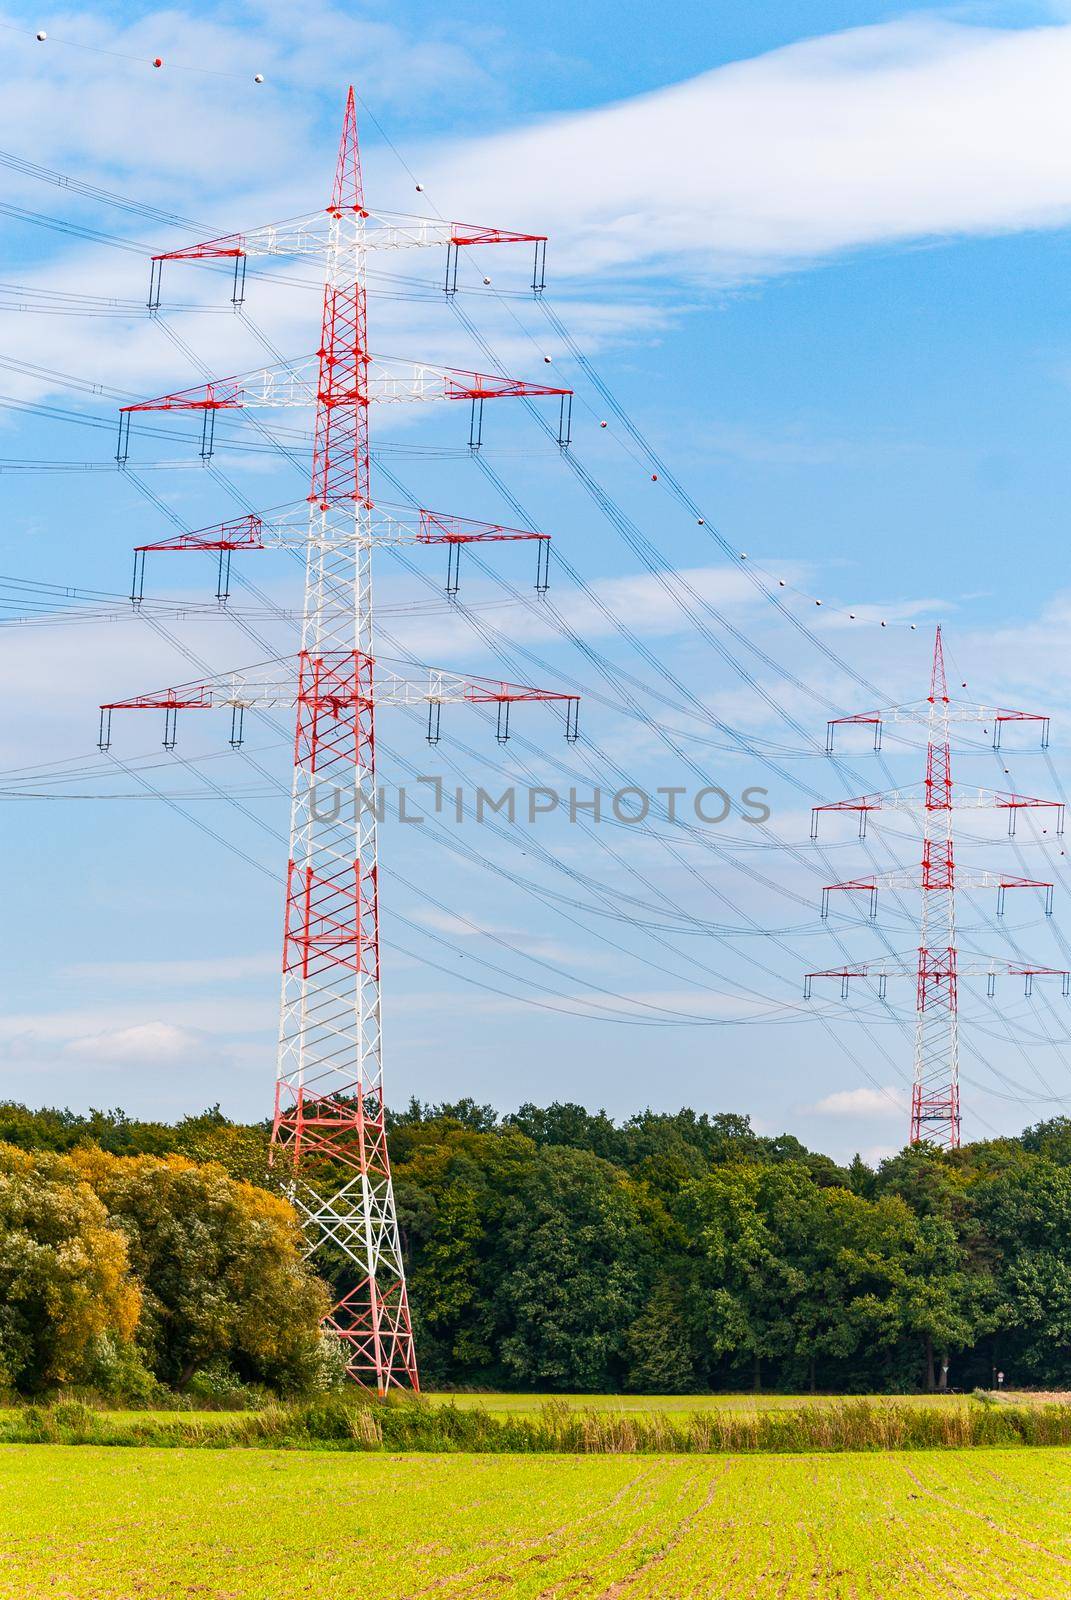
[3,1394,1071,1453]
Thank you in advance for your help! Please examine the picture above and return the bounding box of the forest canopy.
[3,1097,1071,1396]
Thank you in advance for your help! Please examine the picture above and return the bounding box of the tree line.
[4,1097,1071,1395]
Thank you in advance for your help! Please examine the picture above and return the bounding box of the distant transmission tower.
[99,89,580,1390]
[806,626,1067,1148]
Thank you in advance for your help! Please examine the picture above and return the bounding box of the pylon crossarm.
[122,377,247,413]
[119,356,569,413]
[130,514,269,605]
[821,869,1055,920]
[979,788,1063,813]
[414,508,548,544]
[803,958,915,999]
[373,663,575,709]
[271,506,549,549]
[134,514,265,554]
[151,211,544,264]
[954,789,1065,835]
[134,505,546,552]
[810,791,888,839]
[285,506,549,545]
[964,872,1056,916]
[130,504,551,605]
[117,356,573,464]
[98,653,579,750]
[151,215,331,266]
[148,206,548,312]
[227,502,549,548]
[827,700,1049,750]
[120,360,316,416]
[820,874,904,919]
[806,957,1069,999]
[958,960,1071,998]
[813,784,1063,829]
[957,959,1068,978]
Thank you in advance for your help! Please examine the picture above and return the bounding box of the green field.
[4,1445,1071,1598]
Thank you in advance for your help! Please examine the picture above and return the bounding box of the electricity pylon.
[806,626,1065,1148]
[100,89,578,1390]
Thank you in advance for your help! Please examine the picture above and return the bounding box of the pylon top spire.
[331,86,364,214]
[930,624,948,706]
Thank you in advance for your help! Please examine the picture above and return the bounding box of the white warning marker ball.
[36,29,47,40]
[482,276,491,285]
[254,73,264,83]
[415,184,423,192]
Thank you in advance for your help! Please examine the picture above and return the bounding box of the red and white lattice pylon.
[805,626,1066,1149]
[100,88,579,1391]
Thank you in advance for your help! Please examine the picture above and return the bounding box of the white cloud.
[15,12,1071,433]
[807,1085,907,1118]
[9,13,1071,302]
[419,18,1071,281]
[0,2,496,203]
[62,1020,203,1062]
[0,998,272,1047]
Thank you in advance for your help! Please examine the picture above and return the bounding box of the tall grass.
[3,1394,1071,1452]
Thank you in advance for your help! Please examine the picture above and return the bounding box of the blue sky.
[4,1,1071,1160]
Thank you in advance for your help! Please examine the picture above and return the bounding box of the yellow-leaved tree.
[0,1144,140,1391]
[70,1149,329,1392]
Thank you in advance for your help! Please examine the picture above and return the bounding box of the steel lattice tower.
[807,626,1067,1149]
[99,90,579,1390]
[275,97,412,1385]
[911,628,959,1145]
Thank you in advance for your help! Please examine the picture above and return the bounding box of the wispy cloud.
[418,18,1071,281]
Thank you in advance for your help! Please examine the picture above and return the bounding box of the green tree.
[785,1187,913,1391]
[504,1101,620,1161]
[681,1161,823,1388]
[625,1274,699,1393]
[171,1114,272,1184]
[494,1145,662,1391]
[900,1211,992,1391]
[969,1160,1071,1385]
[395,1126,541,1382]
